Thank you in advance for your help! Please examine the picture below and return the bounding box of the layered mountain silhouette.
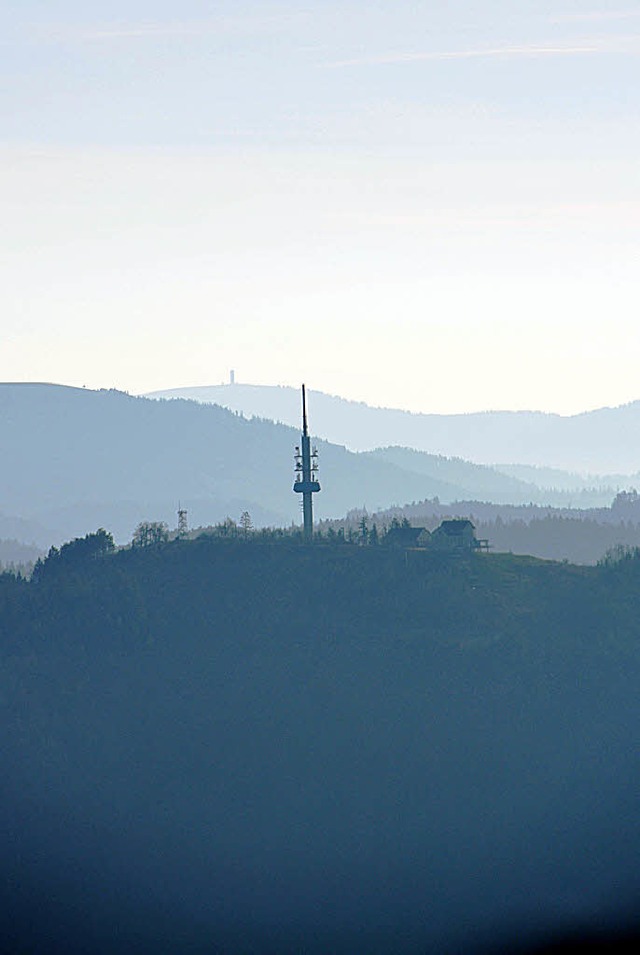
[362,447,620,506]
[146,382,640,474]
[2,382,625,549]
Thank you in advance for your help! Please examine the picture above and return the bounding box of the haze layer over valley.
[3,382,566,545]
[3,381,640,566]
[147,382,640,475]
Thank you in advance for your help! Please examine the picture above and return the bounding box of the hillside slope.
[0,383,501,545]
[2,540,640,952]
[146,382,640,473]
[362,446,615,507]
[1,384,630,549]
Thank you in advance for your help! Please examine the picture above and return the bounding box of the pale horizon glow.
[2,1,639,417]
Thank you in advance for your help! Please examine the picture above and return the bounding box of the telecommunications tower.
[293,384,320,541]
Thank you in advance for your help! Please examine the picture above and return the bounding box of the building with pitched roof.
[431,519,484,551]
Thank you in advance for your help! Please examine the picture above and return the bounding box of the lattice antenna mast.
[177,503,188,539]
[293,384,320,541]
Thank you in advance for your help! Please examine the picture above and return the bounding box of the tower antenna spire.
[293,385,320,541]
[302,383,308,437]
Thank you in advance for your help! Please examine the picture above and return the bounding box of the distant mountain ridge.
[0,383,557,547]
[144,383,640,474]
[0,383,632,549]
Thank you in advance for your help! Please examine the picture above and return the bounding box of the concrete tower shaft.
[293,384,320,541]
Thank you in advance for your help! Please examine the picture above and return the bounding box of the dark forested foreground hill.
[1,538,640,953]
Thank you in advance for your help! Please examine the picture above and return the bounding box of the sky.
[2,0,640,414]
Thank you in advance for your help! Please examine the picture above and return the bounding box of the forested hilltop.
[335,489,640,564]
[0,383,567,548]
[2,532,640,953]
[1,383,636,553]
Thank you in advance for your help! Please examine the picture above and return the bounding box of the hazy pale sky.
[2,1,640,413]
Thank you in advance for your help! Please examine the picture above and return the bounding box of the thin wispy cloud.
[324,45,601,69]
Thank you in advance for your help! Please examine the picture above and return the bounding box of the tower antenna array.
[177,503,188,539]
[293,384,320,541]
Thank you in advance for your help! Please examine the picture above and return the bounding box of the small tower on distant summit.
[229,369,235,385]
[293,385,320,541]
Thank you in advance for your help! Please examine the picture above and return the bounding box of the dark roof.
[385,526,425,544]
[436,519,475,535]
